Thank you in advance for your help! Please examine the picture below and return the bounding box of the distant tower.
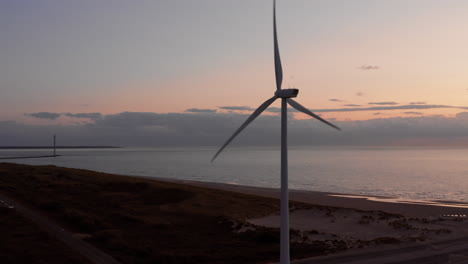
[53,134,56,156]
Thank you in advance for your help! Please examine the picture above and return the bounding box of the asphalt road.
[0,192,121,264]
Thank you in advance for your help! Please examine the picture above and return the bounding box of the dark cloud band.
[358,65,379,70]
[218,106,254,111]
[25,112,61,120]
[263,104,468,113]
[6,111,468,147]
[65,113,102,120]
[368,102,398,105]
[185,108,217,113]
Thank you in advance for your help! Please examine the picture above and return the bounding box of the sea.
[1,146,468,203]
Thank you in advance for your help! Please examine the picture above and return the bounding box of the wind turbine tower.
[212,1,341,263]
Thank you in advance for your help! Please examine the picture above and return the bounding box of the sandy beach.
[2,163,468,263]
[157,178,468,262]
[162,178,468,218]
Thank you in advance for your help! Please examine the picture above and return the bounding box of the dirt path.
[0,192,121,264]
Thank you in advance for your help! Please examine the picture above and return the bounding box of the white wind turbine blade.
[274,0,283,91]
[211,96,278,162]
[287,99,341,130]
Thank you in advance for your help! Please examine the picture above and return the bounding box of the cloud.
[265,107,299,113]
[310,104,468,113]
[185,108,217,113]
[250,104,468,114]
[329,99,344,102]
[64,113,102,120]
[25,112,105,120]
[218,106,254,111]
[369,102,399,105]
[358,65,379,70]
[266,107,280,113]
[409,102,426,105]
[95,112,167,128]
[456,112,468,119]
[4,111,468,147]
[403,112,423,115]
[343,104,361,107]
[25,112,61,120]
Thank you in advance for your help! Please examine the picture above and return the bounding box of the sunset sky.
[2,0,468,146]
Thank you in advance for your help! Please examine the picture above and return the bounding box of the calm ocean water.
[2,147,468,203]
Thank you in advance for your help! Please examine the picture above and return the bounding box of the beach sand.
[2,163,468,263]
[164,179,468,218]
[147,178,468,263]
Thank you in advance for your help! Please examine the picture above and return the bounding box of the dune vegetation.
[0,163,348,263]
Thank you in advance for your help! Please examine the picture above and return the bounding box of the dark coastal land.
[0,146,119,160]
[0,146,120,149]
[1,163,468,264]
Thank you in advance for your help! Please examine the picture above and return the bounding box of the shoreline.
[137,175,468,218]
[3,163,468,263]
[3,160,468,218]
[0,155,61,160]
[152,175,468,263]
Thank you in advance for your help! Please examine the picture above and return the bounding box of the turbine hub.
[275,88,299,98]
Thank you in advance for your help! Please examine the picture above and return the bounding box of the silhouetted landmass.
[0,155,60,160]
[0,146,120,149]
[0,163,343,264]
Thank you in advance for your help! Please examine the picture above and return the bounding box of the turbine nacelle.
[275,88,299,98]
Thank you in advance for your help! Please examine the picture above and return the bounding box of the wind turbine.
[211,1,340,263]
